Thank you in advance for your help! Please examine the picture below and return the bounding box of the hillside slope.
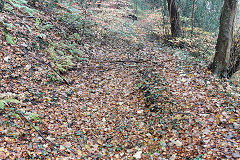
[0,0,239,159]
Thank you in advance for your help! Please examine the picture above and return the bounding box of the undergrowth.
[137,70,188,133]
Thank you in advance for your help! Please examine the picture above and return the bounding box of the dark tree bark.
[228,37,240,78]
[167,0,181,37]
[162,0,168,17]
[210,0,237,78]
[0,0,5,12]
[191,0,196,36]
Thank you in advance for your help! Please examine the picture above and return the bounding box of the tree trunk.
[0,0,5,12]
[210,0,237,78]
[191,0,196,37]
[162,0,168,17]
[228,38,240,78]
[167,0,181,37]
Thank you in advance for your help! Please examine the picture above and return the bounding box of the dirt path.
[0,2,239,158]
[1,39,239,159]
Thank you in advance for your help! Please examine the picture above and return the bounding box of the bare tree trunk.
[191,0,196,37]
[210,0,237,78]
[167,0,181,37]
[0,0,5,12]
[228,30,240,77]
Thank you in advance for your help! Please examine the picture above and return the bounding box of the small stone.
[203,138,210,144]
[46,136,55,141]
[226,132,234,139]
[199,114,209,117]
[222,111,228,117]
[60,145,65,150]
[202,128,210,135]
[158,157,167,160]
[232,151,240,158]
[174,140,182,147]
[139,122,145,128]
[43,144,48,148]
[4,56,10,62]
[159,141,166,147]
[137,110,144,114]
[127,149,131,153]
[169,153,177,160]
[153,152,160,156]
[64,142,72,148]
[233,122,240,129]
[146,133,151,137]
[38,136,43,141]
[133,151,142,159]
[102,118,106,122]
[171,139,182,147]
[92,109,98,112]
[118,102,124,105]
[25,64,31,70]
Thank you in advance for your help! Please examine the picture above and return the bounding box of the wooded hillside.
[0,0,239,159]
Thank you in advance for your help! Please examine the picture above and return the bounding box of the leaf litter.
[0,0,239,159]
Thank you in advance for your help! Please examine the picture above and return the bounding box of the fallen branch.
[4,103,75,157]
[21,47,70,85]
[17,111,69,156]
[91,59,172,65]
[108,60,150,63]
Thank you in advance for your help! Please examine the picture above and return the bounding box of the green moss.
[70,48,84,56]
[5,34,16,45]
[9,0,38,16]
[73,33,81,40]
[41,24,54,31]
[56,50,65,56]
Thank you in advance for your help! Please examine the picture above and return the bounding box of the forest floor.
[0,0,240,159]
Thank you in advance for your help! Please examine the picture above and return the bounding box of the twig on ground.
[21,47,70,85]
[109,60,150,63]
[4,103,75,157]
[92,59,173,64]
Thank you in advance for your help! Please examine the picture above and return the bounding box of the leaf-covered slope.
[0,0,239,159]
